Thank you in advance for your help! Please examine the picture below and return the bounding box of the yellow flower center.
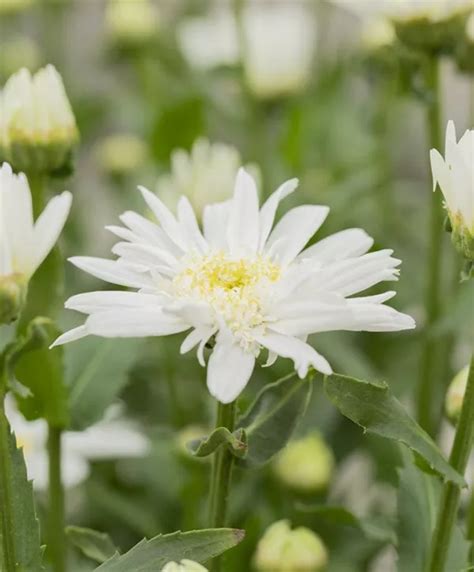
[173,252,281,348]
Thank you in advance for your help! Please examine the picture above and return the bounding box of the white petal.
[69,256,153,289]
[164,300,213,328]
[50,325,88,347]
[177,196,209,253]
[265,205,329,265]
[202,200,231,250]
[112,242,178,271]
[227,168,260,256]
[65,291,164,314]
[207,340,255,403]
[297,228,374,263]
[258,178,298,251]
[256,332,332,377]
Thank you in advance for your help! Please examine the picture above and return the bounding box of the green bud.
[254,520,328,572]
[274,432,334,493]
[0,273,27,325]
[445,365,469,424]
[161,560,208,572]
[451,220,474,261]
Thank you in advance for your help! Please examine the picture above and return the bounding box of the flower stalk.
[47,425,66,572]
[417,55,445,437]
[208,400,236,572]
[427,355,474,572]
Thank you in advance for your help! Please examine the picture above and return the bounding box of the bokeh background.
[1,1,473,570]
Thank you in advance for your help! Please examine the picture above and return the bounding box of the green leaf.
[236,372,311,469]
[6,317,68,426]
[95,528,245,571]
[0,412,43,571]
[189,427,247,459]
[66,338,142,430]
[296,504,395,544]
[66,526,118,564]
[324,373,465,486]
[397,452,470,572]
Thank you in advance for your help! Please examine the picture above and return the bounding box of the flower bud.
[446,365,469,423]
[161,560,208,572]
[254,520,328,572]
[0,273,27,325]
[0,65,78,175]
[106,0,159,48]
[274,432,334,493]
[96,133,147,178]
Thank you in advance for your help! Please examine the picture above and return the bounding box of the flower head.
[274,432,334,493]
[106,0,159,47]
[6,396,150,491]
[161,561,207,572]
[430,121,474,260]
[0,163,71,321]
[53,168,414,404]
[254,520,328,571]
[96,133,148,178]
[0,65,78,174]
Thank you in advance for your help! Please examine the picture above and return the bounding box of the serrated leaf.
[66,526,118,564]
[236,372,311,469]
[95,528,245,571]
[397,452,470,572]
[66,338,142,430]
[6,317,68,426]
[324,373,465,486]
[0,411,43,571]
[189,427,247,459]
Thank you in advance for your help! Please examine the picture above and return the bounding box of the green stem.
[416,56,445,437]
[427,355,474,572]
[47,425,66,572]
[468,473,474,565]
[26,172,46,219]
[0,382,16,572]
[208,401,236,572]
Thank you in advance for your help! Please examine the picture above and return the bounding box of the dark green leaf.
[324,373,465,486]
[189,427,247,459]
[236,372,311,469]
[0,413,43,571]
[66,526,118,564]
[95,528,245,571]
[66,338,142,430]
[6,318,68,426]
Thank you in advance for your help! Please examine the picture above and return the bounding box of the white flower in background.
[0,65,78,173]
[5,396,150,491]
[242,0,317,99]
[106,0,159,45]
[178,2,240,70]
[156,138,256,219]
[430,121,474,259]
[0,162,71,322]
[53,168,414,404]
[96,133,148,177]
[254,520,328,571]
[161,560,208,572]
[361,18,396,50]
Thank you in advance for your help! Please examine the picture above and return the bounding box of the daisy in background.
[430,120,474,260]
[0,162,72,323]
[5,395,150,491]
[53,168,414,404]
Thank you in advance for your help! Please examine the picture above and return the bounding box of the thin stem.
[208,401,236,572]
[416,56,445,437]
[427,355,474,572]
[0,384,16,572]
[47,425,66,572]
[26,172,46,219]
[468,473,474,565]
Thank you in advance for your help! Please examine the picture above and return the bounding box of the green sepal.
[188,427,248,459]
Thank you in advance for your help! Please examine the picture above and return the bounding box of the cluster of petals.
[54,169,415,403]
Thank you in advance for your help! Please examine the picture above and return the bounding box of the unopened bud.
[0,273,27,325]
[446,365,469,423]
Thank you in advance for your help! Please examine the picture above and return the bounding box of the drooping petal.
[227,168,260,256]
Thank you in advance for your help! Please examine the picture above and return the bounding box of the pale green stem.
[427,355,474,572]
[47,425,66,572]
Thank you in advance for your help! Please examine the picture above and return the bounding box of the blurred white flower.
[5,396,150,491]
[54,168,414,404]
[161,560,207,572]
[106,0,159,46]
[445,364,469,422]
[361,18,396,50]
[0,65,78,173]
[254,520,328,571]
[430,121,474,259]
[273,432,334,493]
[156,138,255,219]
[96,133,148,177]
[242,0,317,99]
[0,162,71,280]
[178,3,240,70]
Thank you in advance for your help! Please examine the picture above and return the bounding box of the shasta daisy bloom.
[430,121,474,260]
[0,162,71,322]
[53,168,414,404]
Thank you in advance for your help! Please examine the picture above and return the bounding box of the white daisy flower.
[5,396,150,491]
[161,561,208,572]
[53,168,414,404]
[430,121,474,259]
